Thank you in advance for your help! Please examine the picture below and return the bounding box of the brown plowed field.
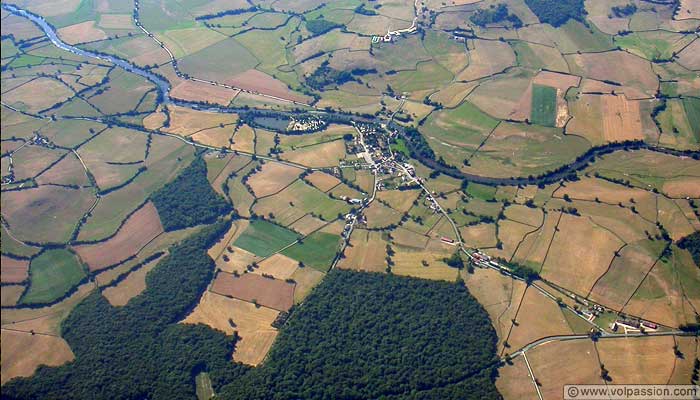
[1,330,74,384]
[225,69,310,104]
[211,271,294,311]
[74,202,163,272]
[170,80,239,106]
[1,256,29,283]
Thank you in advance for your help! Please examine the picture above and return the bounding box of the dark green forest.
[219,270,501,400]
[523,0,586,27]
[151,156,232,231]
[1,221,249,400]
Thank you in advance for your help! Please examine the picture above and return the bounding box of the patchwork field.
[2,0,698,396]
[211,271,295,311]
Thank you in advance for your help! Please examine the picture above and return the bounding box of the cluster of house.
[612,317,658,332]
[286,116,325,132]
[2,134,55,185]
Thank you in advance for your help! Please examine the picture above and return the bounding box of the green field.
[466,182,497,201]
[233,219,299,257]
[682,98,700,140]
[21,248,86,304]
[281,231,341,272]
[530,84,557,127]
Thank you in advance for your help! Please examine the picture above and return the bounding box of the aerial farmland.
[1,0,699,398]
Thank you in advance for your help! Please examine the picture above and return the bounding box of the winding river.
[4,3,698,186]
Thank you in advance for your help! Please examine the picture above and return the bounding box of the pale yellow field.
[460,223,498,249]
[528,340,602,399]
[162,105,237,137]
[391,248,460,281]
[506,287,574,352]
[596,336,678,383]
[181,292,279,366]
[101,256,162,306]
[338,230,388,273]
[464,268,528,351]
[230,124,256,153]
[540,214,624,296]
[304,171,341,192]
[281,140,346,168]
[290,267,325,303]
[252,253,299,280]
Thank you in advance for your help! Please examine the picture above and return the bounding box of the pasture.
[281,231,341,272]
[233,220,299,258]
[21,249,85,304]
[530,84,556,127]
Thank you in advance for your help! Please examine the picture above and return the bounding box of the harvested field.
[1,185,94,244]
[170,80,238,106]
[566,51,657,99]
[281,140,346,168]
[540,214,623,296]
[457,39,515,81]
[98,14,135,29]
[10,146,66,182]
[460,223,498,249]
[253,254,298,280]
[288,214,327,235]
[210,271,295,311]
[464,268,528,351]
[101,255,162,306]
[57,21,107,45]
[528,340,602,399]
[181,292,279,366]
[596,336,677,383]
[588,241,662,310]
[363,201,402,229]
[73,202,163,272]
[225,69,310,104]
[337,230,387,273]
[495,357,539,400]
[391,227,430,249]
[4,77,73,113]
[662,177,700,199]
[504,205,543,227]
[230,124,256,154]
[253,180,349,226]
[247,162,301,197]
[623,246,700,328]
[162,105,237,137]
[429,82,478,108]
[376,190,420,212]
[677,0,700,19]
[1,282,95,336]
[216,246,259,275]
[506,287,574,352]
[1,256,29,283]
[290,267,325,303]
[601,95,647,142]
[1,330,74,384]
[391,248,460,281]
[1,285,25,307]
[208,219,248,262]
[35,152,89,187]
[304,171,341,192]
